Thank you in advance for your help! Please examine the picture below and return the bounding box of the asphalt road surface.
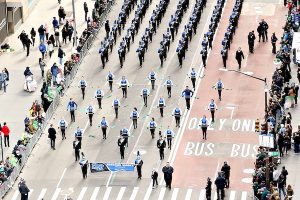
[4,0,286,199]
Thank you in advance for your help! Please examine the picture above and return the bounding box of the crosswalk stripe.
[158,187,166,200]
[229,191,236,200]
[28,189,34,198]
[116,187,126,200]
[241,191,247,200]
[129,187,139,200]
[103,187,112,200]
[185,189,192,200]
[171,188,179,200]
[37,188,47,200]
[90,187,100,200]
[143,184,153,200]
[77,187,87,200]
[11,190,19,200]
[50,188,61,200]
[199,189,206,200]
[213,192,218,200]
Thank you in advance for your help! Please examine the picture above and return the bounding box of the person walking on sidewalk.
[84,2,89,21]
[58,46,65,65]
[25,37,32,57]
[248,30,256,53]
[39,58,46,78]
[48,124,57,150]
[2,122,10,147]
[235,47,244,70]
[215,172,226,200]
[30,28,36,46]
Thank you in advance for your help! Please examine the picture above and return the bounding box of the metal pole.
[264,78,268,121]
[72,0,78,47]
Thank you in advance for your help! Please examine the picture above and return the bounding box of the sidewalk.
[0,0,95,158]
[280,62,300,199]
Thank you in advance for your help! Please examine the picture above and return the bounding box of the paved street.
[1,0,297,199]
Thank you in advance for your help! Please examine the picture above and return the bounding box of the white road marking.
[171,188,179,200]
[229,190,236,200]
[116,187,126,200]
[199,189,206,200]
[243,54,249,68]
[77,187,87,200]
[241,191,248,200]
[213,192,218,200]
[185,189,193,200]
[56,168,67,188]
[11,190,19,200]
[106,172,114,187]
[50,188,61,200]
[212,161,220,190]
[158,187,166,200]
[37,188,47,200]
[129,187,139,200]
[103,187,112,200]
[143,183,153,200]
[28,189,34,198]
[90,187,100,200]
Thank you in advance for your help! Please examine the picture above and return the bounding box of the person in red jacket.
[2,122,10,147]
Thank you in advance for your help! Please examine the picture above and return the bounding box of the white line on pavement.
[56,168,67,188]
[241,191,248,200]
[116,187,126,200]
[129,187,139,200]
[229,190,236,200]
[212,161,220,190]
[171,188,179,200]
[28,189,34,198]
[76,187,87,200]
[50,188,61,200]
[143,183,153,200]
[213,192,218,200]
[185,189,193,200]
[199,189,206,200]
[37,188,47,200]
[106,172,114,187]
[90,187,100,200]
[103,187,112,200]
[158,187,166,200]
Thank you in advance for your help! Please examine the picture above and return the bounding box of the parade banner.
[258,134,274,148]
[90,163,135,173]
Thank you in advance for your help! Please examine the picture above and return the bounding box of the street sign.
[258,134,274,148]
[90,163,135,173]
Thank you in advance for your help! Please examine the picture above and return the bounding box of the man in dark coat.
[215,172,226,200]
[221,161,231,188]
[162,162,174,189]
[206,177,212,200]
[18,179,30,200]
[48,124,57,150]
[235,47,244,70]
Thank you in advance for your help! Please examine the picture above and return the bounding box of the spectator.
[51,63,59,85]
[52,17,59,30]
[58,46,65,65]
[38,25,46,43]
[39,42,47,60]
[2,122,10,147]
